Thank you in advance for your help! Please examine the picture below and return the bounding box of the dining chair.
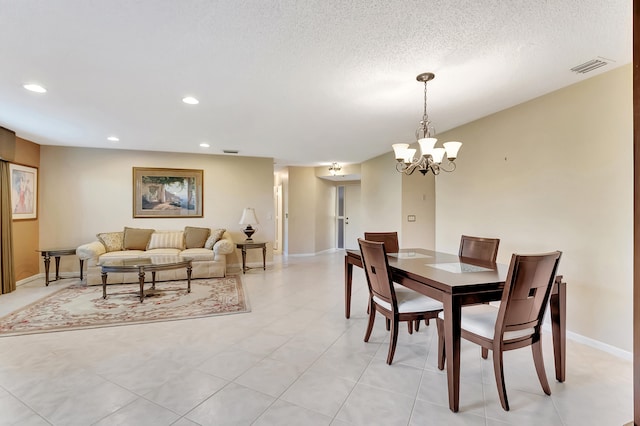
[358,238,443,364]
[363,231,425,331]
[363,232,399,253]
[436,250,562,410]
[459,235,500,262]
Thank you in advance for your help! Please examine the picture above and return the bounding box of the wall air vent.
[222,149,239,154]
[570,57,612,74]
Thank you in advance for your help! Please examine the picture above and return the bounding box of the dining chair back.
[364,232,399,253]
[358,238,443,364]
[436,250,562,410]
[459,235,500,262]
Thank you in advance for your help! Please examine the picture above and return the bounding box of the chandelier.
[328,162,342,176]
[392,73,462,175]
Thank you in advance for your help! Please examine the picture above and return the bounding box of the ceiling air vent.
[570,57,611,74]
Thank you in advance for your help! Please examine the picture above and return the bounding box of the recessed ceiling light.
[107,136,120,142]
[199,143,210,148]
[23,83,47,93]
[182,96,199,105]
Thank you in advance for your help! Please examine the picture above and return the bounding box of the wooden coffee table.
[99,256,192,302]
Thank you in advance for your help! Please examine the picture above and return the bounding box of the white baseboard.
[16,271,80,287]
[285,248,340,257]
[542,323,632,361]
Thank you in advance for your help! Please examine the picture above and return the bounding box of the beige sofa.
[77,226,234,285]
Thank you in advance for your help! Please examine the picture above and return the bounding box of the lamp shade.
[239,207,259,225]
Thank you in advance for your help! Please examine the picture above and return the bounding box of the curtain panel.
[1,160,15,294]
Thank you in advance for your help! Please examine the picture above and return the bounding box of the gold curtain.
[0,160,15,294]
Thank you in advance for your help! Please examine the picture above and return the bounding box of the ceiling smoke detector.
[570,57,612,74]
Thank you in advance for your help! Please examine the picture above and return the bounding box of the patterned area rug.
[0,276,249,337]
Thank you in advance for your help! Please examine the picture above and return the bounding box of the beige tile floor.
[0,251,632,425]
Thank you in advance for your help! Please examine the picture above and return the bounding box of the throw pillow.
[123,227,155,250]
[147,231,184,250]
[184,226,210,249]
[96,231,123,252]
[204,228,226,250]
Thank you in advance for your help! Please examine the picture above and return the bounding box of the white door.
[274,184,283,252]
[343,184,362,250]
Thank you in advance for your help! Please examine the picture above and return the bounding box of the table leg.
[43,253,51,286]
[241,247,247,274]
[262,246,266,270]
[139,271,145,302]
[187,264,192,293]
[151,271,156,290]
[79,259,84,280]
[54,256,62,281]
[101,272,108,299]
[344,256,353,318]
[443,295,462,412]
[550,275,566,382]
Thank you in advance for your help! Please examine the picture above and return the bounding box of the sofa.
[77,226,234,285]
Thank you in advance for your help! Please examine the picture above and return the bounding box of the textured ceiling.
[0,0,632,167]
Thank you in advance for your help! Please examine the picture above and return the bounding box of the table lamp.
[239,207,259,241]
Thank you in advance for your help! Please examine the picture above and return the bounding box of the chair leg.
[424,318,430,326]
[532,339,551,395]
[387,317,399,364]
[407,321,413,334]
[492,347,510,411]
[414,319,420,332]
[386,318,391,331]
[436,318,445,370]
[481,348,489,359]
[364,301,376,342]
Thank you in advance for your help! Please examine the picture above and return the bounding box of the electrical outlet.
[407,215,416,222]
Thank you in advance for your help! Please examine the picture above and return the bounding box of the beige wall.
[435,65,633,352]
[360,152,404,241]
[287,167,318,254]
[39,146,275,270]
[286,166,338,255]
[401,168,436,249]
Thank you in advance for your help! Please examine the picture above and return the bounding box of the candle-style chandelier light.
[392,73,462,176]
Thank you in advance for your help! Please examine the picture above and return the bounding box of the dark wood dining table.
[344,248,566,412]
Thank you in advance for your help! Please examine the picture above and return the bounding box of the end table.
[236,241,266,274]
[37,248,80,286]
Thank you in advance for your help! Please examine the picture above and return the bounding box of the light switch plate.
[407,215,416,222]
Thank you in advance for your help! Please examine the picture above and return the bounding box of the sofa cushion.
[96,232,124,252]
[181,248,216,261]
[205,228,226,250]
[146,248,181,256]
[98,250,147,261]
[184,226,210,249]
[147,231,184,250]
[123,227,155,250]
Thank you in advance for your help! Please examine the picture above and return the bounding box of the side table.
[37,248,80,286]
[236,241,266,274]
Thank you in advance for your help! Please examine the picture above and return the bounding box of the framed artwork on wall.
[9,163,38,220]
[133,167,203,218]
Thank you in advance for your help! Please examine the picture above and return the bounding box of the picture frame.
[9,163,38,220]
[133,167,203,218]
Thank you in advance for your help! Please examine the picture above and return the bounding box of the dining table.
[344,248,566,412]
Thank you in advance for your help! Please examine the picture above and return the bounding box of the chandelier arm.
[438,161,457,173]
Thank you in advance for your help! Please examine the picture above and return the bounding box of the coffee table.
[99,256,192,302]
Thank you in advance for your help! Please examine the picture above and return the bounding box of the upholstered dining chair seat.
[374,292,443,314]
[438,306,535,340]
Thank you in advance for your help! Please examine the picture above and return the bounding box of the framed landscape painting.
[10,163,38,220]
[133,167,203,218]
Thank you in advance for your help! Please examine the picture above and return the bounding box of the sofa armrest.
[213,232,234,255]
[77,241,106,260]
